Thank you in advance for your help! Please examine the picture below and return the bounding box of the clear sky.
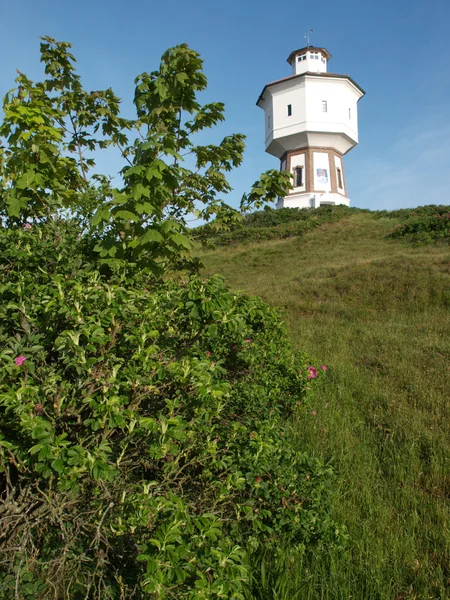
[1,0,449,211]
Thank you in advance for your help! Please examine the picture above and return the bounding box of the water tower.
[257,43,364,208]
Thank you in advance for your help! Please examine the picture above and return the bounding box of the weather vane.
[305,28,314,46]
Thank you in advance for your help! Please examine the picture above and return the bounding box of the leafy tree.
[0,39,340,599]
[0,37,129,226]
[0,37,290,275]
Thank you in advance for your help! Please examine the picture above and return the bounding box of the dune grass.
[199,213,450,599]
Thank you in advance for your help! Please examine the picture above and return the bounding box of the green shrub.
[0,223,341,599]
[195,205,364,246]
[388,207,450,244]
[374,204,450,221]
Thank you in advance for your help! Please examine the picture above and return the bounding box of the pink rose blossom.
[311,410,317,416]
[321,365,327,371]
[15,355,27,367]
[307,366,317,380]
[23,223,31,230]
[206,351,211,357]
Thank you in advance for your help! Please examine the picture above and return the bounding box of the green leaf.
[135,201,155,215]
[91,207,110,226]
[7,196,26,218]
[145,166,163,181]
[140,228,164,244]
[114,210,140,221]
[51,458,65,474]
[176,72,188,84]
[132,183,149,200]
[123,165,145,178]
[170,232,192,249]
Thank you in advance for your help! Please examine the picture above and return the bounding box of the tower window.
[302,55,306,60]
[295,167,303,187]
[322,100,328,112]
[287,104,292,117]
[337,168,343,189]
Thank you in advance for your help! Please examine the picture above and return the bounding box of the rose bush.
[0,222,341,599]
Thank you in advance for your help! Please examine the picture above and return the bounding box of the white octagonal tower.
[257,46,365,209]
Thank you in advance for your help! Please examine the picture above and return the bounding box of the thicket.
[194,205,364,246]
[375,205,450,244]
[0,38,341,599]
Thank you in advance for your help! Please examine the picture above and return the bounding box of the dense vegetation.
[377,204,450,244]
[194,205,364,245]
[0,39,339,599]
[196,204,450,247]
[0,222,340,599]
[200,209,450,599]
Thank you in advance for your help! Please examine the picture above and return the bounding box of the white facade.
[290,48,329,76]
[257,45,364,209]
[260,75,362,157]
[276,192,350,210]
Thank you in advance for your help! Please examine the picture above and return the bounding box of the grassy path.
[200,214,450,599]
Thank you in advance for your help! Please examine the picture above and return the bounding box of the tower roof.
[287,46,332,65]
[256,71,365,107]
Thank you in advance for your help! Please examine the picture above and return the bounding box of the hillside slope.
[200,213,450,599]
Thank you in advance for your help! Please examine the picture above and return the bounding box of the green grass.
[199,213,450,599]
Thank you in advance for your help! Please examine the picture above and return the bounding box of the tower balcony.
[265,129,358,158]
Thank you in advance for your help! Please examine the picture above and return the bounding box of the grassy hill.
[199,209,450,599]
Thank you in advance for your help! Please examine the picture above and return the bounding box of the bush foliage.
[0,39,340,599]
[373,205,450,244]
[0,223,340,599]
[390,207,450,244]
[195,205,364,246]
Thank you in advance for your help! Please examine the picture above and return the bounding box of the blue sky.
[2,0,450,211]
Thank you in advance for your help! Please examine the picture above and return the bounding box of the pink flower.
[244,339,252,344]
[15,355,27,367]
[206,351,211,357]
[307,366,317,380]
[23,223,31,230]
[321,365,327,371]
[311,410,317,416]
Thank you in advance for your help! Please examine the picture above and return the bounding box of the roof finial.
[305,28,314,46]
